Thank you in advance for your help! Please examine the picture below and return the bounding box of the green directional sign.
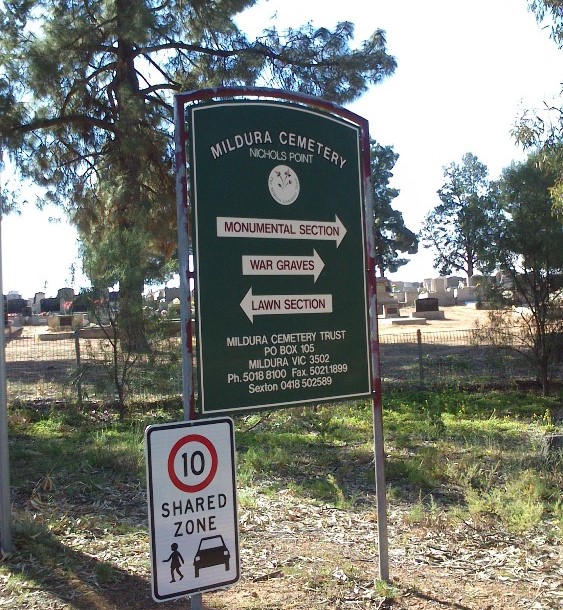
[188,100,371,414]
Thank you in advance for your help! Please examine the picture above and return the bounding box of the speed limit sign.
[145,418,239,602]
[167,433,218,493]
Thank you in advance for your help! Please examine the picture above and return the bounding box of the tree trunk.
[119,262,150,352]
[112,0,150,352]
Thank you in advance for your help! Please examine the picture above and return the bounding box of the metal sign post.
[174,97,203,610]
[0,208,13,555]
[363,151,389,582]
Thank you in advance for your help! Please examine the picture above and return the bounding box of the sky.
[1,0,561,299]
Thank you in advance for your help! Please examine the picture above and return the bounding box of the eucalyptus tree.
[370,140,417,276]
[0,0,396,347]
[483,155,563,394]
[516,1,563,217]
[420,153,496,279]
[528,0,563,47]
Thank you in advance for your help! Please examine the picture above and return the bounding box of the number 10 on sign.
[167,434,218,493]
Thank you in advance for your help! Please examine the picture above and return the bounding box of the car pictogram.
[193,535,230,577]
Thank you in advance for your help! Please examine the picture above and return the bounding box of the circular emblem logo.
[268,165,300,205]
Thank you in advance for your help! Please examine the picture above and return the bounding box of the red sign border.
[167,433,218,493]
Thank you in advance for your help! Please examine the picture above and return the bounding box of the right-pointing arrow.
[217,215,347,247]
[241,249,325,282]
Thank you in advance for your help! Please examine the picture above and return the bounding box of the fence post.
[74,329,83,408]
[417,329,425,389]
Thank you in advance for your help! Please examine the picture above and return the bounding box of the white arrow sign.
[241,250,325,282]
[217,216,347,247]
[240,288,333,323]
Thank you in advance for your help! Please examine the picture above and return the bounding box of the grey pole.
[362,138,390,582]
[0,204,13,554]
[174,96,202,610]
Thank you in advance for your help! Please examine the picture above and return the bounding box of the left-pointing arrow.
[241,250,325,282]
[240,288,333,323]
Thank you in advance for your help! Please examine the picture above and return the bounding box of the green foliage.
[257,22,396,103]
[528,0,563,48]
[6,389,562,563]
[464,469,547,532]
[402,492,442,526]
[3,389,563,608]
[420,152,497,278]
[0,0,397,330]
[75,289,183,415]
[481,155,563,393]
[489,155,563,273]
[374,578,399,599]
[12,518,59,563]
[94,562,119,586]
[370,140,418,276]
[519,3,563,216]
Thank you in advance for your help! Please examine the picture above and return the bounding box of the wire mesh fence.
[3,325,561,406]
[378,328,544,389]
[4,330,183,404]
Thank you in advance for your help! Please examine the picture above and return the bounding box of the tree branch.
[9,114,117,136]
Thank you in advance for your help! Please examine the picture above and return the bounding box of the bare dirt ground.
[209,491,562,610]
[377,305,499,335]
[1,487,561,610]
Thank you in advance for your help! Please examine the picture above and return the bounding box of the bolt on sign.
[145,418,239,602]
[186,100,372,414]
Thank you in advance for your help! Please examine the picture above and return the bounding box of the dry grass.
[2,308,561,608]
[1,391,562,610]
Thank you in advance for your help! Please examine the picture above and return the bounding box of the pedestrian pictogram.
[145,418,239,602]
[163,543,185,583]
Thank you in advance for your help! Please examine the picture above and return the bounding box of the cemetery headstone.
[415,298,439,312]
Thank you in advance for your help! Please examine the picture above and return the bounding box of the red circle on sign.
[167,434,218,493]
